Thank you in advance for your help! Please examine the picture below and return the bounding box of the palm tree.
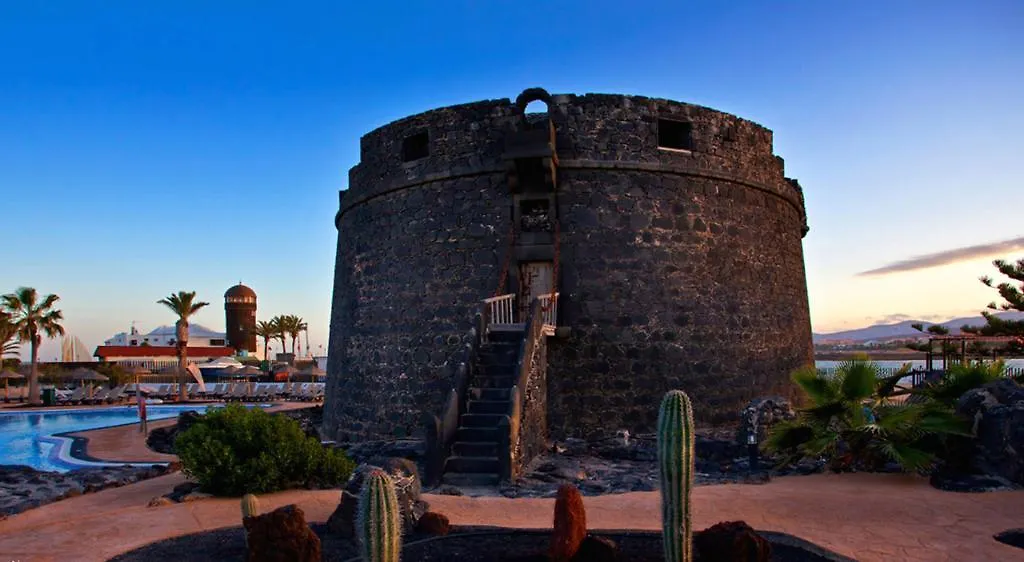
[286,315,307,356]
[1,312,20,358]
[2,288,65,405]
[765,356,969,473]
[253,320,276,362]
[271,315,289,357]
[157,291,209,401]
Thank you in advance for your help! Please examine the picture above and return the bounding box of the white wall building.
[103,324,228,348]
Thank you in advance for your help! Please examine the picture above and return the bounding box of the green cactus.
[357,470,402,562]
[658,390,695,562]
[241,493,260,520]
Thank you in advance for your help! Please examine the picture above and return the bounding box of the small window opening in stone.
[658,119,693,150]
[524,100,548,115]
[401,131,429,162]
[520,199,552,232]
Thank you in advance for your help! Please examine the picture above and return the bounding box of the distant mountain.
[813,311,1024,343]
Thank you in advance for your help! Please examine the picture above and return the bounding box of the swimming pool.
[0,404,250,472]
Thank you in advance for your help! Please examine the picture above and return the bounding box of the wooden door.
[517,261,553,321]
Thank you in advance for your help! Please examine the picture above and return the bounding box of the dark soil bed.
[108,525,854,562]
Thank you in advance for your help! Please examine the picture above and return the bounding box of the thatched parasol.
[0,369,25,401]
[122,365,152,394]
[300,365,326,380]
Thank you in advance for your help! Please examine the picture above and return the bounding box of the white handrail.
[482,293,517,337]
[538,292,559,327]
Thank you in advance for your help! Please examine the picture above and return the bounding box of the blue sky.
[2,1,1022,360]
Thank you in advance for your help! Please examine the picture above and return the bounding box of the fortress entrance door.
[517,261,553,321]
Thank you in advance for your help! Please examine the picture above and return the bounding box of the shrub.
[175,403,354,496]
[765,357,970,473]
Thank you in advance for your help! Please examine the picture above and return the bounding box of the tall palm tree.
[286,315,307,356]
[271,315,289,357]
[2,288,64,405]
[253,320,276,362]
[0,312,20,358]
[157,291,209,401]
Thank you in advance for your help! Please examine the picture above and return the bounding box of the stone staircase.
[441,329,524,487]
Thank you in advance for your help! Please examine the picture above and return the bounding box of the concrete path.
[1,471,1021,562]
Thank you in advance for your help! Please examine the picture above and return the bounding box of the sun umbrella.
[0,369,25,401]
[122,365,151,394]
[70,367,109,382]
[300,365,326,381]
[70,368,108,398]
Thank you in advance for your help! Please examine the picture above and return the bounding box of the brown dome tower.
[224,283,257,354]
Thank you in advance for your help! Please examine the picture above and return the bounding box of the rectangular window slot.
[402,131,429,162]
[658,119,693,151]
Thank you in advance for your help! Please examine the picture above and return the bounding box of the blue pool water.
[0,404,239,472]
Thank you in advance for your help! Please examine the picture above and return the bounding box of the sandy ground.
[2,403,1022,562]
[0,470,1021,562]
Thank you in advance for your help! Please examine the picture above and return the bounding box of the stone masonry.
[325,89,813,443]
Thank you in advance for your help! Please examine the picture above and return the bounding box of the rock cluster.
[333,439,426,479]
[956,379,1024,485]
[479,432,821,499]
[326,458,428,537]
[146,410,204,454]
[0,464,176,516]
[695,520,771,562]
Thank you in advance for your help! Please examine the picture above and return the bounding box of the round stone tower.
[224,283,257,354]
[325,89,813,443]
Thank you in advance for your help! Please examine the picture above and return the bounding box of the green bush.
[765,357,971,473]
[175,404,354,496]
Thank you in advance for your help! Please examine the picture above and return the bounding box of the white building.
[94,324,241,370]
[103,324,229,348]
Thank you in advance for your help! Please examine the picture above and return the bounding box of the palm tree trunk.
[177,320,189,401]
[29,333,41,406]
[263,338,269,361]
[290,336,296,356]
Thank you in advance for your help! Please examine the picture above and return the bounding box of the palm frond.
[875,442,935,472]
[840,359,878,401]
[764,420,815,453]
[791,366,833,404]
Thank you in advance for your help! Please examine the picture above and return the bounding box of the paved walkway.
[1,471,1021,562]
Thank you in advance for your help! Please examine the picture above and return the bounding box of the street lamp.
[747,432,759,472]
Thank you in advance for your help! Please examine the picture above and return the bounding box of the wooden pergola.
[922,334,1024,370]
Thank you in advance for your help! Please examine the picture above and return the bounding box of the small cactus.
[658,390,695,562]
[241,493,260,520]
[550,484,587,562]
[357,470,402,562]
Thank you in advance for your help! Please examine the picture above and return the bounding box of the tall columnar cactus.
[357,470,402,562]
[658,390,695,562]
[241,493,260,520]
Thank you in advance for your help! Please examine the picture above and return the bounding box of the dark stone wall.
[548,170,811,436]
[326,90,812,442]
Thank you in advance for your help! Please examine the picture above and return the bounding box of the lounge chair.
[226,383,245,401]
[105,385,126,404]
[60,387,86,405]
[207,383,224,398]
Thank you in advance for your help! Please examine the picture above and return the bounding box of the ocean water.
[815,359,1024,370]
